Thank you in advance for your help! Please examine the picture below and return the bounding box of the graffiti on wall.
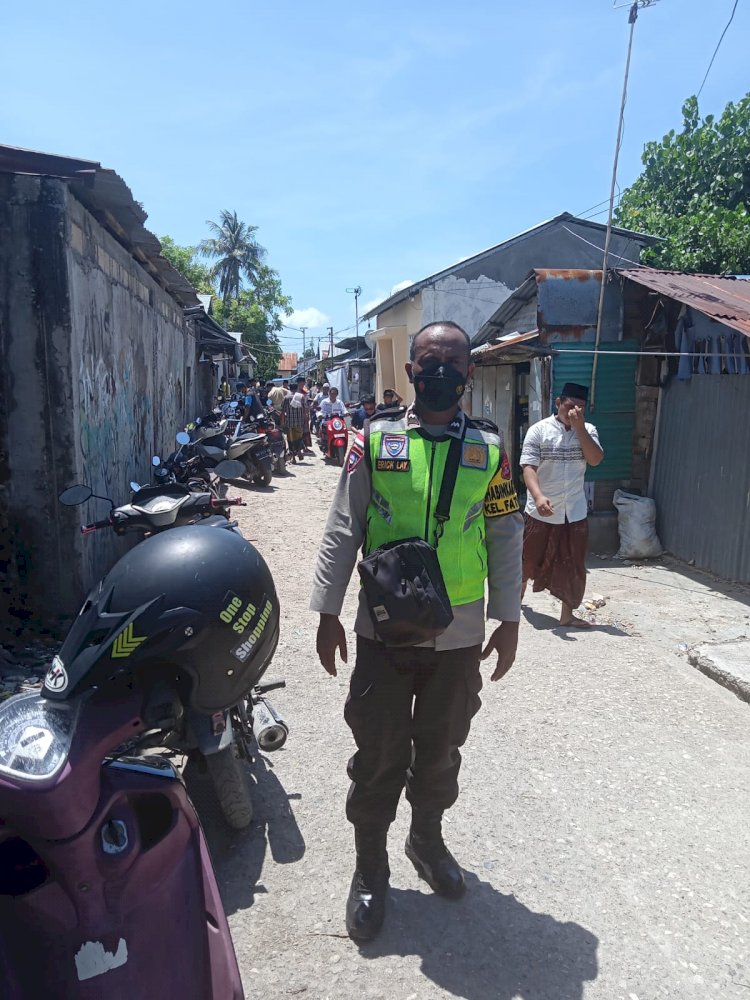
[71,244,197,588]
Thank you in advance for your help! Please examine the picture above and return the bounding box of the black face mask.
[412,362,467,411]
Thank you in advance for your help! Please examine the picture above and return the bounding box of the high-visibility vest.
[365,411,518,606]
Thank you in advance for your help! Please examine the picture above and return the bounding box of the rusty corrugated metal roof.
[472,330,549,364]
[279,352,298,370]
[617,269,750,338]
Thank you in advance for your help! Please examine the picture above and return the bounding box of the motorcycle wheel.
[334,443,346,467]
[205,745,253,830]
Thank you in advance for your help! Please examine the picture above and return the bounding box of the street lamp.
[346,286,362,401]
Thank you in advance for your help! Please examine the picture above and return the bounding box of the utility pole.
[327,326,334,361]
[346,286,362,400]
[300,327,307,377]
[591,0,659,411]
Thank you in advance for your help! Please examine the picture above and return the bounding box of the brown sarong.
[523,516,588,609]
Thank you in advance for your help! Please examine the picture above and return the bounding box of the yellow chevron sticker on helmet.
[111,622,147,659]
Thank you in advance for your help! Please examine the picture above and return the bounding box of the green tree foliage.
[161,221,292,383]
[199,210,267,308]
[615,95,750,273]
[159,236,214,293]
[213,265,292,382]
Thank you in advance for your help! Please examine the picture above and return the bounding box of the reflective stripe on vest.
[366,419,501,606]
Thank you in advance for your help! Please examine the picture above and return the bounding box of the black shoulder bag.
[357,432,464,647]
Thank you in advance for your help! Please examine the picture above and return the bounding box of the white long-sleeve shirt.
[520,415,602,524]
[319,398,346,420]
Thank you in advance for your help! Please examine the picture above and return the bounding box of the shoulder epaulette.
[368,406,408,423]
[465,414,500,434]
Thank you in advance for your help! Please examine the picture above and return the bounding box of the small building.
[617,269,750,581]
[362,213,656,403]
[473,266,750,580]
[328,336,374,400]
[278,351,298,380]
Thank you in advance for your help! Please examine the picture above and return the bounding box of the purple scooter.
[0,523,281,998]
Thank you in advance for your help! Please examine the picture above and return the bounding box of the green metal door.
[552,342,636,481]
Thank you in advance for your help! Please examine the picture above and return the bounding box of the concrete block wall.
[0,174,202,637]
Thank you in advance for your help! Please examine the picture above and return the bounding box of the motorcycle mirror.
[152,455,161,467]
[176,431,191,445]
[214,460,245,480]
[130,481,141,493]
[58,484,93,506]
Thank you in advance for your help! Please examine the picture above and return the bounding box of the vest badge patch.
[380,434,409,460]
[461,442,488,470]
[375,458,410,472]
[347,433,365,474]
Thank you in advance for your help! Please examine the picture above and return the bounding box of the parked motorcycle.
[151,431,222,496]
[0,524,281,998]
[319,415,349,466]
[246,413,286,475]
[189,413,274,487]
[56,480,288,829]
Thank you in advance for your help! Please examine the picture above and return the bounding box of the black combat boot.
[405,809,465,899]
[346,825,390,942]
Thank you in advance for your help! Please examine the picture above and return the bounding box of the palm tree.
[199,210,267,309]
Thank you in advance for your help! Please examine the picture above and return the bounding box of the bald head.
[409,321,472,365]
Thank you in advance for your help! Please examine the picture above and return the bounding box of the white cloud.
[285,306,331,330]
[362,279,414,317]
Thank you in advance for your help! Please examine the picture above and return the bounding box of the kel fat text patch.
[483,452,520,517]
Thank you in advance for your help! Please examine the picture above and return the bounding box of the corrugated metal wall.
[651,376,750,582]
[470,365,514,459]
[552,342,637,481]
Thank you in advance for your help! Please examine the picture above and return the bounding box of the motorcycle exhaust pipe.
[252,696,288,751]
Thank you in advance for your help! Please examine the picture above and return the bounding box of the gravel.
[200,450,750,1000]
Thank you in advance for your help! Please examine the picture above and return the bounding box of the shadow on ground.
[590,554,750,611]
[224,478,280,495]
[185,751,305,915]
[360,873,598,1000]
[522,606,630,638]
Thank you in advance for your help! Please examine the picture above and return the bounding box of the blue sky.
[3,0,747,352]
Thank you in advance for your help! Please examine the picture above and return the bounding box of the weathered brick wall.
[0,175,202,639]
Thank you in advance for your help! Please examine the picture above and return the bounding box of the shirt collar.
[406,404,466,439]
[554,414,573,431]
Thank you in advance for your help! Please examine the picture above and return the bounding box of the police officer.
[311,321,523,942]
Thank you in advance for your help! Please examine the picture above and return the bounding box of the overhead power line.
[697,0,740,98]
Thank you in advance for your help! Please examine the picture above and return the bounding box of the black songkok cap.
[561,382,589,401]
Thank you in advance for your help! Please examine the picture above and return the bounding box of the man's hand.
[568,405,585,430]
[535,495,554,517]
[316,613,348,677]
[480,621,519,682]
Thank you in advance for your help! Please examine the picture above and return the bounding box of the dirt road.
[206,449,750,1000]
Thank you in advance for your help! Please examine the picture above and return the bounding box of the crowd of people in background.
[216,375,404,468]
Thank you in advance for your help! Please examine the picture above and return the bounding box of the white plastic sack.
[613,489,663,559]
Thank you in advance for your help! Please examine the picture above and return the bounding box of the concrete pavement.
[203,454,749,1000]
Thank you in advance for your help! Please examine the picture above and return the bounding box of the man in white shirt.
[520,382,604,627]
[319,386,347,422]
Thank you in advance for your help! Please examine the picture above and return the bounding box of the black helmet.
[44,526,280,713]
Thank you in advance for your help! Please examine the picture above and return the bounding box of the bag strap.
[433,424,466,545]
